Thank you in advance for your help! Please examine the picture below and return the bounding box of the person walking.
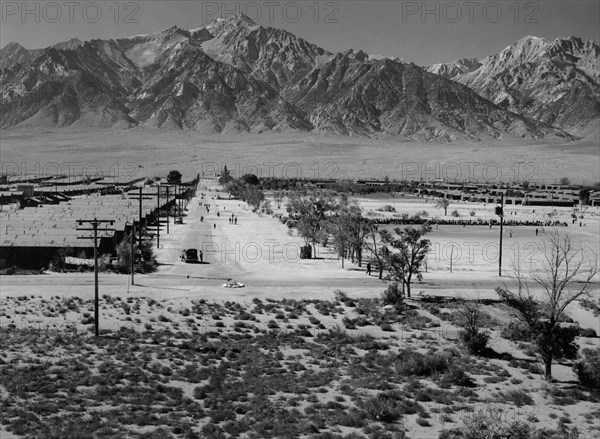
[366,262,372,275]
[234,217,237,225]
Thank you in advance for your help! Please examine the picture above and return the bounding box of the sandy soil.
[2,128,599,184]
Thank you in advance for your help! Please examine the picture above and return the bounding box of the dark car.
[180,249,199,263]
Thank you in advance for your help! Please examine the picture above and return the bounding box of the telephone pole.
[165,186,169,234]
[156,186,160,248]
[497,194,505,277]
[130,221,135,285]
[128,187,146,250]
[77,218,114,337]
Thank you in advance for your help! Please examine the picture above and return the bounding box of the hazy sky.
[1,1,598,65]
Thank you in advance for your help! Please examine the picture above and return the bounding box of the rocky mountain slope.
[1,15,587,140]
[453,36,600,135]
[425,58,481,79]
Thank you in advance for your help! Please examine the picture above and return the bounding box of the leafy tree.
[224,179,244,199]
[363,222,386,279]
[559,177,571,186]
[243,186,265,212]
[328,200,370,267]
[380,224,432,298]
[240,174,259,186]
[115,233,157,273]
[286,190,339,258]
[260,199,272,214]
[435,197,451,216]
[51,246,74,272]
[496,231,598,380]
[167,170,182,184]
[579,187,591,205]
[218,166,234,185]
[328,210,352,268]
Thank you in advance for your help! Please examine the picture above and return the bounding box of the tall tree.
[579,187,591,205]
[273,191,285,209]
[435,197,451,216]
[167,170,182,184]
[496,231,598,380]
[244,186,265,211]
[286,190,339,259]
[218,166,234,185]
[380,224,432,297]
[364,222,385,279]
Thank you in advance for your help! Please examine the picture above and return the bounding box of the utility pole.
[156,186,160,249]
[77,218,114,337]
[130,221,135,285]
[165,186,169,234]
[128,187,153,250]
[497,193,505,277]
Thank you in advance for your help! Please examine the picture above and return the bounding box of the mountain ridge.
[1,16,591,140]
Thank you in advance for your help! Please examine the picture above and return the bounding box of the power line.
[76,218,115,337]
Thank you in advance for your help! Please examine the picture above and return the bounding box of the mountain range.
[1,14,598,141]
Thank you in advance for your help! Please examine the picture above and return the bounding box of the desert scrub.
[395,349,450,377]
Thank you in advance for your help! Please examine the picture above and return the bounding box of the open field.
[1,294,599,438]
[1,179,600,438]
[1,129,599,184]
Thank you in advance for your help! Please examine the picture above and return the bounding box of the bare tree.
[435,197,451,216]
[273,191,284,209]
[496,231,598,380]
[455,299,491,355]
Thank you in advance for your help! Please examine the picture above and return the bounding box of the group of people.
[374,217,570,228]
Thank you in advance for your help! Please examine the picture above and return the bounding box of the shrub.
[380,323,394,332]
[396,351,449,377]
[573,348,600,389]
[416,416,432,427]
[359,394,401,423]
[579,328,598,338]
[342,317,356,330]
[441,409,534,439]
[381,282,404,313]
[501,390,534,407]
[458,329,490,356]
[500,321,531,341]
[441,366,476,388]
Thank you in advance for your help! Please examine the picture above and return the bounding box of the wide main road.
[3,181,595,302]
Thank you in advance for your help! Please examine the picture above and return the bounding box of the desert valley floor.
[1,129,599,439]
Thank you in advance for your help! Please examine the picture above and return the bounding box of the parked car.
[180,249,199,263]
